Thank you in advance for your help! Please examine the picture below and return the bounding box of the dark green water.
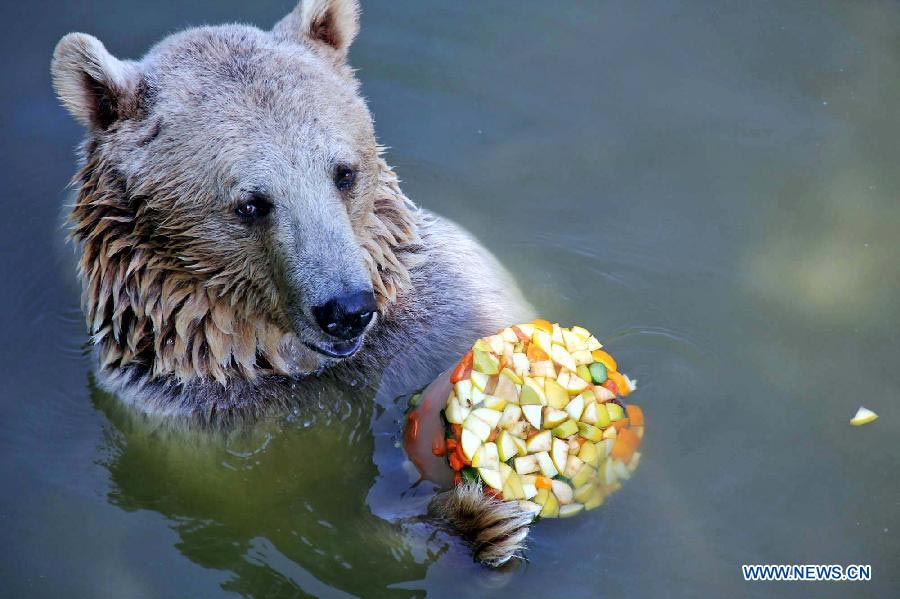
[1,1,898,597]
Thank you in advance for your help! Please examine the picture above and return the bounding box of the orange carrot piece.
[448,452,463,471]
[617,427,641,450]
[512,325,531,342]
[450,351,474,384]
[610,417,631,431]
[626,404,644,427]
[535,476,553,490]
[527,344,549,362]
[610,437,636,463]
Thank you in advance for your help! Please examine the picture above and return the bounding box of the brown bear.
[52,0,533,566]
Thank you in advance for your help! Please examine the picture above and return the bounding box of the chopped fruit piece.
[531,360,557,378]
[542,407,569,429]
[544,379,570,409]
[564,454,584,478]
[593,384,616,402]
[511,353,530,376]
[511,435,528,456]
[531,319,553,333]
[463,414,492,441]
[499,404,522,428]
[551,419,579,439]
[485,335,506,355]
[478,467,504,490]
[472,408,502,428]
[444,398,469,424]
[473,349,500,375]
[584,490,604,510]
[591,349,617,373]
[539,491,559,518]
[626,404,644,426]
[525,430,552,453]
[850,406,878,426]
[559,503,584,518]
[572,349,594,365]
[551,479,574,505]
[551,323,564,344]
[570,325,591,339]
[575,364,593,384]
[482,395,507,411]
[613,460,631,481]
[571,463,595,488]
[519,378,546,405]
[460,429,481,461]
[585,336,602,351]
[551,438,569,473]
[522,483,538,500]
[558,370,590,394]
[605,402,625,422]
[574,483,594,504]
[502,472,525,500]
[564,393,585,421]
[450,351,473,383]
[501,327,519,343]
[500,367,523,385]
[522,404,543,429]
[497,431,518,462]
[562,330,587,351]
[600,439,614,457]
[470,371,489,392]
[532,329,553,355]
[514,455,539,475]
[610,437,636,463]
[526,343,550,363]
[608,371,631,396]
[550,344,577,372]
[577,441,599,467]
[454,379,473,406]
[577,422,604,442]
[534,451,558,477]
[535,475,553,490]
[628,452,642,472]
[588,362,608,384]
[470,387,486,405]
[472,442,500,470]
[617,427,641,451]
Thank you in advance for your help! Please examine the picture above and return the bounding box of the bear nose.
[311,290,377,340]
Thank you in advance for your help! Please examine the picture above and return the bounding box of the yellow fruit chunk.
[850,407,878,426]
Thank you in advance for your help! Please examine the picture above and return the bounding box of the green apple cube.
[603,426,617,440]
[572,350,593,365]
[525,430,552,453]
[593,402,611,428]
[564,393,585,421]
[531,360,557,378]
[551,419,579,439]
[586,336,602,351]
[551,438,569,473]
[494,373,519,401]
[472,349,500,375]
[539,491,559,518]
[511,353,530,376]
[519,378,545,405]
[502,472,525,500]
[580,400,599,425]
[482,395,507,411]
[444,397,469,424]
[485,335,505,355]
[506,420,530,439]
[593,384,616,402]
[601,438,614,457]
[551,323,564,344]
[564,454,584,478]
[500,367,523,385]
[470,371,489,391]
[559,503,584,518]
[542,407,568,429]
[558,370,589,394]
[570,325,591,339]
[571,463,595,488]
[575,364,593,384]
[577,440,599,467]
[573,483,594,504]
[614,459,631,481]
[551,479,574,505]
[478,467,504,490]
[550,344,577,372]
[584,490,604,510]
[605,402,625,421]
[454,379,473,406]
[544,379,569,409]
[534,451,558,477]
[460,428,481,461]
[472,442,499,470]
[499,404,522,428]
[511,435,528,456]
[514,455,539,475]
[532,329,553,354]
[463,414,492,441]
[577,422,604,442]
[522,404,543,429]
[562,330,586,351]
[470,386,486,405]
[497,431,518,462]
[602,459,617,485]
[501,327,519,343]
[471,408,502,428]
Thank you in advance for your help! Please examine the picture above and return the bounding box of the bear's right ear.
[51,33,142,131]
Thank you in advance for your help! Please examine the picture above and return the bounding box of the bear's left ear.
[273,0,360,63]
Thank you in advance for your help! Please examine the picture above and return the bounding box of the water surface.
[1,1,898,597]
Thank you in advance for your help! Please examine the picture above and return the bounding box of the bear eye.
[234,193,273,220]
[333,165,357,191]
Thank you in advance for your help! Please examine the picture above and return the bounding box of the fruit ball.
[425,320,645,519]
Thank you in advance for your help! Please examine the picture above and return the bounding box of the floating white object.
[850,406,878,426]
